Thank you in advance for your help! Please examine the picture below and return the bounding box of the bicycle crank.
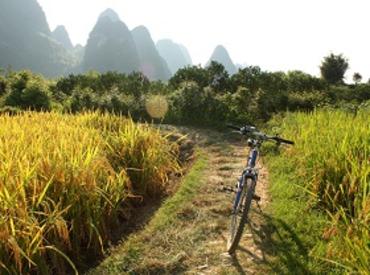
[252,194,261,202]
[221,186,236,193]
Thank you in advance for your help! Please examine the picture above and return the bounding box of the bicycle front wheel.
[227,178,255,254]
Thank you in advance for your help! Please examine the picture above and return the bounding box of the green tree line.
[1,54,369,125]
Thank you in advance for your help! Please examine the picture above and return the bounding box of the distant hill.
[207,45,237,75]
[178,44,192,66]
[0,0,74,76]
[72,44,85,64]
[99,8,121,22]
[235,63,247,70]
[82,9,140,74]
[132,26,171,81]
[52,25,73,51]
[156,39,192,75]
[52,25,84,74]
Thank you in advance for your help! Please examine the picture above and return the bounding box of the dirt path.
[169,127,272,274]
[89,127,274,274]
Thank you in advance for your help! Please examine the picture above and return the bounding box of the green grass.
[263,151,335,274]
[89,150,209,274]
[262,108,370,274]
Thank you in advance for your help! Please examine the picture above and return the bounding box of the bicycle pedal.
[221,186,235,193]
[253,194,261,202]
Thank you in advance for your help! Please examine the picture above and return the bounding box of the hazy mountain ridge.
[99,8,121,22]
[207,45,237,75]
[82,9,140,74]
[0,2,245,79]
[179,44,192,66]
[0,0,74,76]
[156,39,192,75]
[52,25,74,50]
[132,26,171,80]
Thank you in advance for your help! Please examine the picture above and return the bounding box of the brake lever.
[231,130,242,134]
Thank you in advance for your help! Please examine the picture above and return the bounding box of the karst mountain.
[0,3,198,79]
[156,39,192,75]
[132,26,171,80]
[207,45,237,75]
[52,25,74,51]
[0,0,74,76]
[82,9,141,74]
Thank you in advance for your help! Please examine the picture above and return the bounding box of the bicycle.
[225,124,294,254]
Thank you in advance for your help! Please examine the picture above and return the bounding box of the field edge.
[87,149,209,274]
[262,151,342,274]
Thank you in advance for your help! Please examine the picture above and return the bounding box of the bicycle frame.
[232,142,260,212]
[227,124,293,253]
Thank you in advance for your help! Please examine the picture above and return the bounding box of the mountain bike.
[225,124,294,254]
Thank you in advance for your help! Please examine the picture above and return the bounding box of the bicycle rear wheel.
[227,178,255,254]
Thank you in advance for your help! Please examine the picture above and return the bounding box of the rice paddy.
[0,112,180,274]
[274,108,370,273]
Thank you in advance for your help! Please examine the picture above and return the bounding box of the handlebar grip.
[227,125,241,131]
[273,137,294,145]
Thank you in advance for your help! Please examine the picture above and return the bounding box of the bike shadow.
[231,206,312,274]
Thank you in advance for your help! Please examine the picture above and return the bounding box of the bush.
[287,91,327,111]
[168,81,206,124]
[0,74,7,96]
[5,71,51,110]
[0,106,21,115]
[1,68,370,127]
[167,81,229,126]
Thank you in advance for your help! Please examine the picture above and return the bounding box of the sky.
[38,0,370,81]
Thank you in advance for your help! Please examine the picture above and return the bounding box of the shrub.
[0,74,7,95]
[287,91,327,111]
[5,71,51,110]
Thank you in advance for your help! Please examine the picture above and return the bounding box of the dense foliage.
[320,53,349,84]
[1,61,369,126]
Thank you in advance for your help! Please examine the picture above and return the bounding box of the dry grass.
[0,112,179,274]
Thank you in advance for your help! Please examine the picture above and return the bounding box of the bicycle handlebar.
[227,124,294,145]
[270,136,295,145]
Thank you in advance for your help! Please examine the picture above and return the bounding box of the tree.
[206,61,230,93]
[320,53,349,84]
[285,70,326,92]
[0,75,7,95]
[353,72,362,84]
[230,66,263,93]
[5,71,51,110]
[169,65,208,89]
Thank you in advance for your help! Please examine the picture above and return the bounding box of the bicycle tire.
[227,178,255,254]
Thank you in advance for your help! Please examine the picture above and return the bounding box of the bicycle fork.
[232,169,259,212]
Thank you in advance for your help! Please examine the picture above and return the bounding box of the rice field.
[274,108,370,273]
[0,112,180,274]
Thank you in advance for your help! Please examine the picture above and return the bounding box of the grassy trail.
[89,127,278,274]
[91,128,330,274]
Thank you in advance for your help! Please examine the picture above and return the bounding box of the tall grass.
[271,108,369,273]
[0,112,179,274]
